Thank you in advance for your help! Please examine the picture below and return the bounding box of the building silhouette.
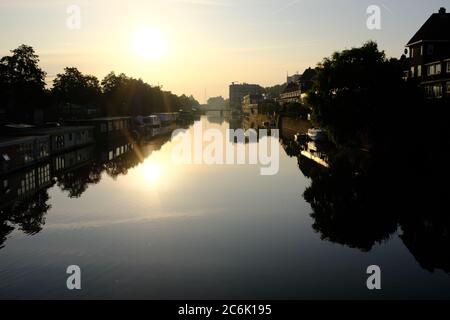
[406,7,450,98]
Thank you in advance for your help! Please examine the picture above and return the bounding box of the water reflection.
[0,113,450,298]
[0,127,177,249]
[280,122,450,273]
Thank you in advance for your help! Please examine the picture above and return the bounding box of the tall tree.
[52,67,101,107]
[306,41,420,150]
[0,45,48,123]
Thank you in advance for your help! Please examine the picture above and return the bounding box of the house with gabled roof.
[406,7,450,99]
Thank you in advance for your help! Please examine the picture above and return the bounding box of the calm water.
[1,114,450,299]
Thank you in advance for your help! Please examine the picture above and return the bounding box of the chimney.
[439,7,446,14]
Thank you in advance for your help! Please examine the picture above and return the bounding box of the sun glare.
[142,162,163,184]
[132,27,167,59]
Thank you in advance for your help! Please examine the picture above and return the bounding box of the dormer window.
[427,44,434,55]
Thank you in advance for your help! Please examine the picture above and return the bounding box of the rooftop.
[68,116,132,122]
[406,7,450,46]
[0,135,47,147]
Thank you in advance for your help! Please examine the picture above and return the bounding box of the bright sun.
[142,162,163,184]
[132,27,167,59]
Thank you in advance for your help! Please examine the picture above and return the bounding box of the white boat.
[307,128,327,141]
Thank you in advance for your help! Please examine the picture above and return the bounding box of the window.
[21,143,34,163]
[447,82,450,94]
[427,63,442,76]
[56,135,64,149]
[427,44,434,55]
[100,123,107,133]
[417,65,422,77]
[108,122,113,132]
[447,61,450,73]
[410,67,415,77]
[425,84,443,98]
[37,164,50,185]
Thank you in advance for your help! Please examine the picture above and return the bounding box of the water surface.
[1,114,450,299]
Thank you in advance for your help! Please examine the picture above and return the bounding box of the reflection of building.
[406,7,450,98]
[229,83,265,108]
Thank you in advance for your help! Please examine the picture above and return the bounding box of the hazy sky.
[0,0,448,103]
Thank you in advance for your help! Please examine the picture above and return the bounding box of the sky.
[0,0,448,103]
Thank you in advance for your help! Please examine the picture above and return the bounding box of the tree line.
[0,44,199,124]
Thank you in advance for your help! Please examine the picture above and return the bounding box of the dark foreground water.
[1,114,450,299]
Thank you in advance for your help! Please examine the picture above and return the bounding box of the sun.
[132,27,167,59]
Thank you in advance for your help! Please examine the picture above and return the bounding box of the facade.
[0,136,50,175]
[279,82,302,105]
[242,94,264,115]
[229,83,265,108]
[406,7,450,99]
[28,126,94,154]
[67,117,132,139]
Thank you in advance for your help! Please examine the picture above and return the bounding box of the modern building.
[229,83,265,108]
[406,7,450,98]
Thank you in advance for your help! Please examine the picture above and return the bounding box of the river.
[1,113,450,299]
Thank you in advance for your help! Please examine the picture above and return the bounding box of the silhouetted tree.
[306,41,422,151]
[0,45,48,123]
[52,67,102,108]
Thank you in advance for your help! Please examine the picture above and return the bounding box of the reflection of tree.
[303,154,398,252]
[0,221,14,249]
[57,163,103,198]
[104,151,140,179]
[0,189,52,249]
[10,190,51,235]
[400,212,450,274]
[280,138,300,158]
[300,141,450,273]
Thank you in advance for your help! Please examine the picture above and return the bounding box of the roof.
[283,82,301,93]
[68,117,131,122]
[406,8,450,46]
[0,135,48,148]
[28,126,94,135]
